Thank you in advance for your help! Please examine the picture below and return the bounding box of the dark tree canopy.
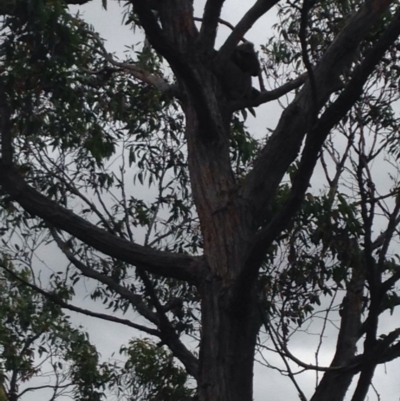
[1,0,400,401]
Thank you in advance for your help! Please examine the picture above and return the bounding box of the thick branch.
[242,2,400,278]
[349,328,400,367]
[130,0,220,135]
[299,0,318,120]
[350,365,376,401]
[199,0,226,50]
[241,0,397,225]
[307,266,365,401]
[18,383,73,399]
[218,0,280,64]
[128,0,192,77]
[0,166,204,283]
[377,339,400,364]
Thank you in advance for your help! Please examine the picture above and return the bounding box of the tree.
[1,0,400,400]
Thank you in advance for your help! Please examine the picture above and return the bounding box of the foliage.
[0,259,107,400]
[0,260,192,401]
[113,339,194,401]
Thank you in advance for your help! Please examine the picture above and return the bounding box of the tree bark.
[198,279,260,401]
[182,73,260,401]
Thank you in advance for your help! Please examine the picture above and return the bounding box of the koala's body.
[219,42,260,100]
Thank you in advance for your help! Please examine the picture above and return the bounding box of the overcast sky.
[20,1,400,400]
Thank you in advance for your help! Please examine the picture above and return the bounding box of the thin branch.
[0,264,160,336]
[259,307,308,401]
[118,149,135,242]
[0,78,13,165]
[18,383,74,399]
[49,226,160,325]
[231,72,308,110]
[381,262,400,294]
[356,140,380,355]
[324,129,355,205]
[137,268,199,378]
[377,193,400,268]
[86,29,173,93]
[37,151,116,235]
[315,289,339,384]
[194,16,235,32]
[260,308,342,372]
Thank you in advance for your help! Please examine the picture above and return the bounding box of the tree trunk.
[181,66,261,401]
[198,279,260,401]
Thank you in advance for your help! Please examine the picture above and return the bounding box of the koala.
[232,42,260,77]
[220,42,260,100]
